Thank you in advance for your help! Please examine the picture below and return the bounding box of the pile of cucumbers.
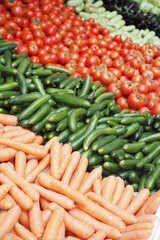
[0,40,160,192]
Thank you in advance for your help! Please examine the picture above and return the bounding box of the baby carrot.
[40,196,50,210]
[117,185,134,209]
[125,222,154,232]
[3,194,16,206]
[0,113,17,126]
[0,211,7,224]
[126,189,150,214]
[34,135,43,145]
[87,230,107,240]
[61,143,72,158]
[0,182,12,201]
[57,222,65,240]
[50,140,62,179]
[87,192,137,225]
[112,178,125,205]
[26,154,50,182]
[15,222,37,240]
[29,201,44,239]
[102,176,116,202]
[15,151,26,177]
[65,237,81,240]
[0,205,21,239]
[0,138,47,159]
[118,229,152,240]
[69,156,88,190]
[0,198,12,209]
[13,132,36,143]
[1,129,28,139]
[7,162,14,170]
[93,179,101,196]
[59,153,71,179]
[0,163,39,202]
[42,207,65,240]
[0,148,17,162]
[2,233,15,240]
[33,184,74,210]
[0,123,4,129]
[42,209,52,228]
[137,214,157,223]
[3,126,23,132]
[25,159,38,177]
[140,189,160,215]
[68,207,121,240]
[78,167,102,194]
[44,137,59,152]
[61,151,81,184]
[19,209,30,230]
[78,172,89,190]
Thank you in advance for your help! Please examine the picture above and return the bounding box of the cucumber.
[68,108,87,133]
[123,142,146,153]
[139,132,160,143]
[121,123,141,139]
[119,160,138,169]
[103,162,121,173]
[48,109,68,123]
[88,154,103,166]
[98,138,125,155]
[78,74,91,97]
[92,135,116,151]
[28,103,51,125]
[139,173,148,191]
[145,164,160,190]
[10,93,42,104]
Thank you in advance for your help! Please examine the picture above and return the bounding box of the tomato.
[35,38,44,48]
[147,92,159,101]
[46,25,57,36]
[11,5,24,17]
[107,82,121,98]
[77,66,90,78]
[109,68,121,79]
[131,75,143,84]
[100,71,114,85]
[128,92,147,110]
[130,58,142,69]
[57,51,70,65]
[16,45,28,54]
[151,67,160,79]
[0,27,7,39]
[142,70,154,80]
[138,107,150,113]
[147,99,158,110]
[85,55,100,67]
[120,80,135,96]
[0,14,6,26]
[116,96,129,109]
[123,66,135,79]
[101,55,112,67]
[113,35,122,43]
[33,29,45,39]
[39,53,52,64]
[137,83,148,95]
[151,45,160,57]
[151,102,160,114]
[153,58,160,68]
[139,63,152,73]
[155,87,160,97]
[28,44,39,55]
[22,31,33,44]
[143,48,154,58]
[4,21,18,35]
[109,51,119,60]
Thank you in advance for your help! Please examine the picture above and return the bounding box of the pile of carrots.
[0,112,159,240]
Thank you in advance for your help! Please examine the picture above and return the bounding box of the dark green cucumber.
[68,125,88,142]
[17,57,30,75]
[139,132,160,143]
[46,88,74,95]
[0,82,18,92]
[134,125,144,140]
[16,72,28,95]
[28,103,51,125]
[142,141,160,155]
[58,129,71,143]
[56,117,68,132]
[98,138,125,155]
[145,164,160,190]
[98,117,122,124]
[153,155,160,165]
[59,76,74,89]
[0,43,17,54]
[45,122,56,131]
[103,162,121,173]
[88,154,103,166]
[0,91,20,99]
[81,148,93,158]
[78,74,91,97]
[32,76,46,95]
[44,74,59,86]
[123,142,146,153]
[138,173,148,191]
[44,64,71,75]
[92,135,116,151]
[103,154,115,162]
[31,69,52,77]
[0,63,17,75]
[91,81,101,91]
[144,163,155,173]
[94,92,116,102]
[121,123,141,138]
[94,86,105,98]
[65,76,82,90]
[119,160,138,169]
[68,108,86,133]
[10,93,41,104]
[12,53,27,68]
[128,171,140,183]
[121,117,146,125]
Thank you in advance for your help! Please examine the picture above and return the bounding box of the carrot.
[2,233,14,240]
[0,211,7,224]
[42,209,52,228]
[0,138,47,159]
[93,179,101,196]
[112,178,125,205]
[126,189,150,214]
[57,221,65,240]
[50,140,62,179]
[3,194,16,206]
[25,159,38,177]
[1,129,28,139]
[42,207,65,240]
[7,162,14,170]
[10,229,23,240]
[15,151,26,177]
[101,176,116,202]
[68,207,121,240]
[0,148,17,162]
[65,237,81,240]
[40,197,50,210]
[38,173,125,232]
[137,214,157,223]
[61,143,72,158]
[118,229,152,240]
[0,182,13,201]
[87,230,107,240]
[15,222,37,240]
[78,167,102,194]
[0,205,21,239]
[101,177,107,190]
[125,222,154,232]
[19,209,30,230]
[12,132,36,143]
[61,151,81,184]
[0,123,4,129]
[69,156,88,190]
[26,154,50,183]
[33,183,75,210]
[26,154,38,160]
[34,135,43,145]
[59,153,71,179]
[0,198,13,209]
[0,113,17,126]
[117,185,134,209]
[0,163,39,202]
[3,126,23,133]
[86,192,137,225]
[29,201,44,239]
[44,137,59,152]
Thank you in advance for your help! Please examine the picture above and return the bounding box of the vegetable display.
[0,113,159,240]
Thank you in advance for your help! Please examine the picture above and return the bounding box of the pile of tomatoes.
[1,0,160,113]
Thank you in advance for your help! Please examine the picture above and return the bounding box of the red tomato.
[100,71,114,85]
[77,66,90,78]
[30,56,40,63]
[116,96,129,109]
[138,107,150,113]
[16,45,28,54]
[107,82,121,98]
[11,5,24,17]
[128,92,147,110]
[57,51,70,65]
[85,55,100,67]
[147,99,158,110]
[28,44,39,55]
[123,66,135,79]
[137,83,148,95]
[151,102,160,114]
[120,80,135,96]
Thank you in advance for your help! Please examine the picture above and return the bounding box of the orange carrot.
[78,172,89,191]
[87,230,107,240]
[61,143,72,158]
[2,233,14,240]
[0,163,39,202]
[50,140,62,179]
[126,189,150,214]
[65,237,81,240]
[57,221,65,240]
[34,135,43,145]
[118,229,152,240]
[3,194,16,206]
[0,198,12,209]
[26,154,38,160]
[86,192,137,225]
[42,209,52,228]
[12,132,36,143]
[40,197,50,210]
[38,173,125,232]
[15,222,37,240]
[101,177,107,190]
[0,123,4,129]
[0,129,28,139]
[137,214,157,223]
[44,137,59,152]
[112,178,125,205]
[7,162,14,170]
[117,185,134,209]
[0,182,12,200]
[19,209,30,230]
[42,207,65,240]
[68,207,121,239]
[69,156,88,190]
[0,148,17,162]
[0,138,47,159]
[101,176,116,202]
[125,222,154,232]
[78,167,102,194]
[29,201,44,239]
[0,113,17,126]
[61,151,81,184]
[26,154,50,183]
[15,151,26,177]
[59,153,71,179]
[3,126,23,133]
[93,179,101,196]
[0,205,21,239]
[33,183,75,210]
[10,229,23,240]
[25,159,38,177]
[0,211,7,224]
